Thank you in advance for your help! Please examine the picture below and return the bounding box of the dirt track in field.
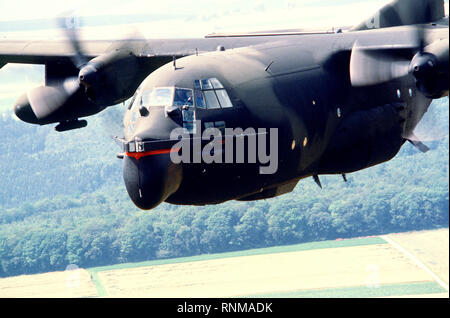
[388,229,449,285]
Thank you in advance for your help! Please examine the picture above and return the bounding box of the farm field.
[0,267,97,298]
[0,229,448,298]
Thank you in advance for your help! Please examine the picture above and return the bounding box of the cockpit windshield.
[128,79,233,112]
[130,87,195,109]
[142,88,174,107]
[125,80,233,138]
[173,89,194,107]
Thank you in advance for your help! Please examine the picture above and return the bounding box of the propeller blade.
[350,43,411,87]
[27,77,80,119]
[404,98,449,142]
[57,13,88,69]
[401,94,448,153]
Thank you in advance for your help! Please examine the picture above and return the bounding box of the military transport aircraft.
[0,0,448,210]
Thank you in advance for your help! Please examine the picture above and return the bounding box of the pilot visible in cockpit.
[174,89,194,107]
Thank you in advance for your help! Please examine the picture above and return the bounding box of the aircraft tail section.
[351,0,446,31]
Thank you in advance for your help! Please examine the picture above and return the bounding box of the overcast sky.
[0,0,395,38]
[1,0,448,36]
[0,0,448,38]
[1,0,388,21]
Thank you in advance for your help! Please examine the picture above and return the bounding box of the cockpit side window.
[128,89,142,110]
[195,78,233,109]
[204,91,221,109]
[127,93,137,110]
[200,79,213,90]
[209,78,224,89]
[124,90,142,138]
[215,89,233,108]
[141,89,153,106]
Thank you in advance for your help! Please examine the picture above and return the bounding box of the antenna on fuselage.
[313,175,322,189]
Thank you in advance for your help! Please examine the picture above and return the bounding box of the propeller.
[350,26,449,98]
[350,46,411,87]
[26,13,142,121]
[350,25,449,151]
[58,14,88,69]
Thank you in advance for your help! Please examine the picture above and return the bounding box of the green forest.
[0,95,448,278]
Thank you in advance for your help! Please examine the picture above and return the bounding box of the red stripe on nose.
[125,148,180,161]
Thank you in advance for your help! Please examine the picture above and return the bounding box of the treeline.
[0,162,448,277]
[0,106,124,207]
[0,98,448,277]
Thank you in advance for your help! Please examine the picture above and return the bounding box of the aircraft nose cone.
[14,93,39,124]
[123,152,182,210]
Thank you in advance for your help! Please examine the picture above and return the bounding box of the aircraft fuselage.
[121,25,446,209]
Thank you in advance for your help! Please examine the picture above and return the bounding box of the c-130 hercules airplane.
[0,0,448,210]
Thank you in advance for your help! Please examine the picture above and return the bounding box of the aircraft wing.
[0,39,112,64]
[0,38,195,65]
[0,34,303,67]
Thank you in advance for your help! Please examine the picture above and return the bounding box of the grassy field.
[0,229,448,298]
